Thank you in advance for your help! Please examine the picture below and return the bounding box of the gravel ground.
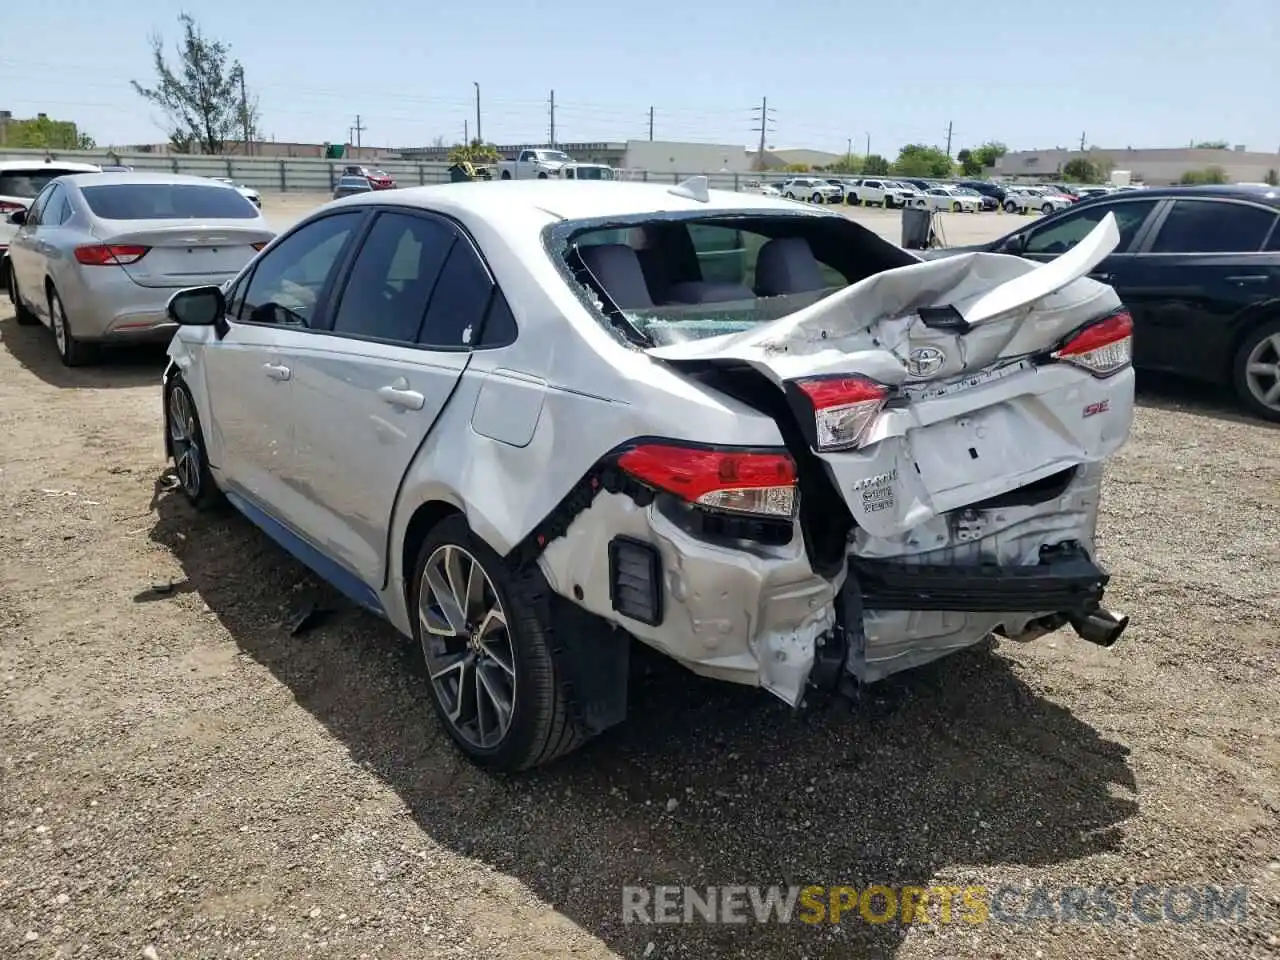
[1,196,1278,959]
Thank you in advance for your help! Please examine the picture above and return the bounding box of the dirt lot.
[1,195,1278,960]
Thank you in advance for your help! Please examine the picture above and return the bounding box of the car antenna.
[669,175,710,203]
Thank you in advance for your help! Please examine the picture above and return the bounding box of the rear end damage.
[532,212,1134,711]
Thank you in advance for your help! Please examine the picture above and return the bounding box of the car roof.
[1074,184,1280,207]
[332,180,835,223]
[0,159,101,173]
[59,171,245,188]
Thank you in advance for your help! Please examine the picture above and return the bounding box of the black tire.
[785,192,797,200]
[537,172,548,180]
[48,285,98,366]
[846,194,858,205]
[915,199,927,208]
[1041,203,1053,215]
[810,192,822,203]
[164,375,223,510]
[412,515,587,772]
[8,263,40,325]
[952,202,962,213]
[1004,200,1016,213]
[1232,317,1280,423]
[500,170,512,180]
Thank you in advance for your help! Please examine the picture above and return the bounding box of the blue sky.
[4,0,1275,157]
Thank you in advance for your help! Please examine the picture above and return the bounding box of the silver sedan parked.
[4,172,274,366]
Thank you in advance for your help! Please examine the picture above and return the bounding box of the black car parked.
[956,179,1008,205]
[930,186,1280,421]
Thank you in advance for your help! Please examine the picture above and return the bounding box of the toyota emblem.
[906,346,946,378]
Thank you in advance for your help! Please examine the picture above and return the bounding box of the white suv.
[779,178,842,203]
[847,178,916,208]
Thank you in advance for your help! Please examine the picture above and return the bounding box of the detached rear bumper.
[850,541,1107,615]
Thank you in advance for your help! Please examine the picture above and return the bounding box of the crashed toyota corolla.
[160,178,1134,771]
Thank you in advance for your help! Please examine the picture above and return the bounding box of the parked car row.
[767,175,1083,215]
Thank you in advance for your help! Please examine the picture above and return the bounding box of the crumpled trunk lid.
[648,214,1132,540]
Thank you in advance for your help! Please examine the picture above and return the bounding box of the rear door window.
[1148,200,1277,254]
[418,235,494,349]
[80,183,259,220]
[330,212,454,344]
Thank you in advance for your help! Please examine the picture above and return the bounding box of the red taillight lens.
[789,375,890,451]
[1052,309,1133,377]
[616,443,798,518]
[0,200,24,213]
[74,244,149,266]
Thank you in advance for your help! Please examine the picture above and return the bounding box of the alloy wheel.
[168,386,203,498]
[51,295,67,355]
[1245,332,1280,414]
[419,544,517,750]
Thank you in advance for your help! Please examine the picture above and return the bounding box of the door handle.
[377,383,425,410]
[1225,275,1268,284]
[262,362,291,381]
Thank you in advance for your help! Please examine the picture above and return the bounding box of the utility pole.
[352,114,366,152]
[549,89,556,147]
[239,70,250,155]
[846,137,852,165]
[473,82,482,144]
[944,120,953,157]
[750,97,775,171]
[648,106,654,141]
[865,132,871,159]
[464,119,468,144]
[1079,131,1086,151]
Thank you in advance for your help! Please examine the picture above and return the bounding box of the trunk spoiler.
[647,212,1121,374]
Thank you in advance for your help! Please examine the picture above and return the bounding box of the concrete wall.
[622,140,751,174]
[997,148,1280,185]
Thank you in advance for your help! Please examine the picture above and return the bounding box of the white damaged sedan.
[161,177,1134,770]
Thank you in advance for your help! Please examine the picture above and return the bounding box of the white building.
[621,140,751,174]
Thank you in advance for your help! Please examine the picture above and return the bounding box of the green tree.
[957,148,982,177]
[1193,140,1229,149]
[827,155,864,174]
[1062,158,1100,183]
[783,162,811,173]
[893,144,954,178]
[77,133,97,150]
[971,141,1007,170]
[132,13,258,154]
[448,140,500,165]
[861,153,891,175]
[1179,165,1228,185]
[5,115,84,150]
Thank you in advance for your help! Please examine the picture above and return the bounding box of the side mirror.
[168,285,225,326]
[7,209,27,226]
[999,233,1027,254]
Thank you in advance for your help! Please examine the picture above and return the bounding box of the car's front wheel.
[165,375,222,509]
[413,516,586,771]
[48,286,97,366]
[952,202,962,212]
[1234,318,1280,422]
[1041,203,1054,214]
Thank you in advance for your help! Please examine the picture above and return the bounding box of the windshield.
[541,151,573,163]
[562,213,917,346]
[574,166,614,180]
[0,168,90,199]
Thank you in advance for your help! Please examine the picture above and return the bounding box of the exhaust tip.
[1069,608,1129,648]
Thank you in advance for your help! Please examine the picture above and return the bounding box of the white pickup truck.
[497,149,577,179]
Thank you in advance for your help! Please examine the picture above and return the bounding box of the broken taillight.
[616,443,798,518]
[786,375,890,452]
[1052,308,1133,377]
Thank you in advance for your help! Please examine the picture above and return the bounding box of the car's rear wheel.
[1041,202,1053,214]
[165,375,222,510]
[846,193,858,205]
[1234,318,1280,422]
[7,264,39,325]
[500,170,512,180]
[413,515,586,771]
[952,202,962,212]
[48,286,97,366]
[810,192,822,203]
[915,198,927,208]
[537,172,548,180]
[1004,200,1016,213]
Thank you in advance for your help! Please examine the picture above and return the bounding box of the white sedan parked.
[160,178,1134,770]
[921,186,981,212]
[1004,187,1072,215]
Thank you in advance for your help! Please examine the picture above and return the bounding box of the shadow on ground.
[1135,371,1277,429]
[149,489,1138,959]
[0,313,168,389]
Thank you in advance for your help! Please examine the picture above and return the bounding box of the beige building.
[996,147,1280,185]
